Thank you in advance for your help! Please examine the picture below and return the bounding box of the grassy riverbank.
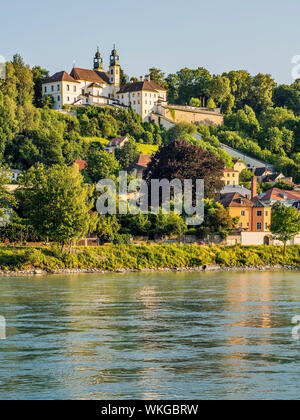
[0,244,299,272]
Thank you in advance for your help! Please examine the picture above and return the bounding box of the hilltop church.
[43,46,223,126]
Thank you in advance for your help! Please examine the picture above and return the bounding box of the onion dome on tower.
[93,46,103,70]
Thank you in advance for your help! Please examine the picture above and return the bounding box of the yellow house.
[222,168,240,186]
[233,159,247,173]
[218,192,271,232]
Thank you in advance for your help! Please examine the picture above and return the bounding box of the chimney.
[251,176,257,201]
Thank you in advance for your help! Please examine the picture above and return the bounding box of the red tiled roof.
[71,160,87,171]
[260,188,300,202]
[70,67,109,84]
[128,154,152,171]
[118,80,166,94]
[218,192,254,208]
[44,71,79,84]
[109,136,128,146]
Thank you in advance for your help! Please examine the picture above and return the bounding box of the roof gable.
[118,79,166,94]
[70,67,109,84]
[44,71,79,84]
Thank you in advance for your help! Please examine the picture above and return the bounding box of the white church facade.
[42,46,167,122]
[43,47,121,110]
[43,46,222,126]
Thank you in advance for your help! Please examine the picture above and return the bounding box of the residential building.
[105,136,129,153]
[117,76,167,122]
[220,185,251,199]
[258,188,300,207]
[233,159,247,173]
[254,167,273,182]
[128,154,152,178]
[218,177,272,232]
[222,168,240,186]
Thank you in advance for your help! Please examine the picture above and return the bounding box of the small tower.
[93,46,103,71]
[109,45,120,98]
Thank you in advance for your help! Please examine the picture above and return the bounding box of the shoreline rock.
[0,265,299,277]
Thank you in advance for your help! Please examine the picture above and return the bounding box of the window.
[44,86,47,93]
[73,86,76,92]
[257,222,262,230]
[227,174,230,177]
[67,97,70,102]
[227,181,230,185]
[265,211,269,216]
[257,210,262,217]
[111,69,113,75]
[57,96,60,101]
[67,85,70,91]
[241,211,245,217]
[51,85,54,92]
[57,85,60,91]
[265,223,268,230]
[239,222,243,228]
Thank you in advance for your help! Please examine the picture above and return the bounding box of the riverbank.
[0,265,299,277]
[0,244,299,275]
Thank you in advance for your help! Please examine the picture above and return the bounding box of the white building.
[116,76,167,121]
[42,47,121,110]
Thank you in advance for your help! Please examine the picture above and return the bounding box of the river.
[0,271,300,400]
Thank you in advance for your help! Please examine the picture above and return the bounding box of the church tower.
[93,47,103,71]
[109,45,120,98]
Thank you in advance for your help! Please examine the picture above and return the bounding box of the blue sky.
[1,0,299,84]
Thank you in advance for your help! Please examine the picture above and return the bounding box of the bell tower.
[109,45,120,98]
[93,46,103,71]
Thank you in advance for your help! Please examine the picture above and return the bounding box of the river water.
[0,271,300,400]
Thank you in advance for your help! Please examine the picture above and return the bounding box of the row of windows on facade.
[239,222,268,230]
[45,85,77,93]
[118,92,158,100]
[240,210,268,217]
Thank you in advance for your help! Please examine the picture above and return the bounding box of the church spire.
[93,46,103,70]
[110,45,119,66]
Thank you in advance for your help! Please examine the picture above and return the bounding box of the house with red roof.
[258,188,300,206]
[128,154,152,178]
[105,136,129,154]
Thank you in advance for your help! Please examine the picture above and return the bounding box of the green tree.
[32,66,49,107]
[86,149,119,183]
[17,164,93,250]
[206,98,216,108]
[198,199,238,239]
[189,97,201,107]
[148,67,167,88]
[154,212,187,238]
[270,203,300,255]
[247,73,277,113]
[115,140,139,169]
[96,215,120,245]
